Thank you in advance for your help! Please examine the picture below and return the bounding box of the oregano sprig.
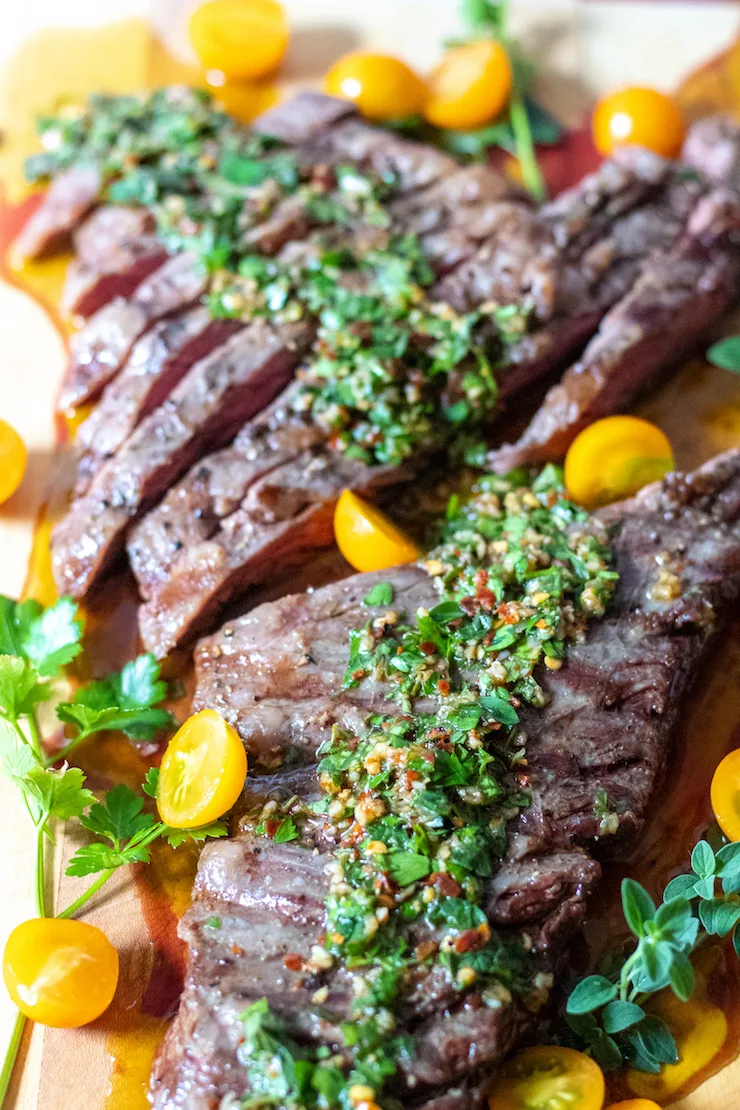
[566,840,740,1072]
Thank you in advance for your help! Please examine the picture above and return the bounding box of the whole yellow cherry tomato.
[606,1101,663,1110]
[3,918,118,1028]
[0,419,27,504]
[189,0,288,80]
[593,87,686,158]
[324,52,428,122]
[425,40,512,132]
[157,709,247,829]
[205,73,279,123]
[564,416,674,510]
[488,1045,605,1110]
[711,748,740,842]
[334,489,421,573]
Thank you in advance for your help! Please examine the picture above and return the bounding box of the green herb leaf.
[0,656,49,719]
[386,851,431,886]
[142,767,160,798]
[363,583,394,607]
[601,1000,645,1034]
[566,975,618,1015]
[707,336,740,373]
[79,783,156,846]
[163,820,228,848]
[24,765,96,827]
[669,950,695,1002]
[57,653,174,741]
[0,596,83,677]
[622,878,656,937]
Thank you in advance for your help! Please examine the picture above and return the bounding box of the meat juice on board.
[2,14,740,1110]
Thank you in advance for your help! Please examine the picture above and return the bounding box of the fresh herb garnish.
[566,839,740,1072]
[707,336,740,373]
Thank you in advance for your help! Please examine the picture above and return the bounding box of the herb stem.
[42,729,91,770]
[35,824,47,918]
[26,711,43,761]
[58,869,116,920]
[509,89,546,202]
[0,1010,27,1107]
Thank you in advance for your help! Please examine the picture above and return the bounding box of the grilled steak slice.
[51,320,312,599]
[682,114,740,188]
[74,309,244,495]
[10,164,101,264]
[150,833,597,1110]
[127,163,707,659]
[253,90,358,144]
[62,206,164,318]
[60,251,208,411]
[488,187,740,472]
[193,449,740,845]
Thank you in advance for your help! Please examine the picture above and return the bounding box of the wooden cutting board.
[3,2,740,1107]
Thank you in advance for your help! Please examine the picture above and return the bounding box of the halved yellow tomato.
[425,40,512,131]
[189,0,288,80]
[157,709,247,829]
[334,489,421,573]
[564,416,674,510]
[0,419,27,504]
[711,748,740,842]
[3,918,118,1028]
[488,1045,605,1110]
[606,1101,663,1110]
[324,52,428,122]
[593,87,686,158]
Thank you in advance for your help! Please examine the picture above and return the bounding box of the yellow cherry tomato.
[593,87,686,158]
[189,0,289,80]
[324,52,428,122]
[205,72,279,123]
[425,40,512,132]
[0,419,27,505]
[711,748,740,841]
[564,416,674,510]
[488,1045,605,1110]
[3,918,118,1028]
[156,709,247,828]
[606,1102,663,1110]
[334,489,421,573]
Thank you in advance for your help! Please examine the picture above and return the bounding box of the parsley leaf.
[163,820,228,848]
[363,583,394,607]
[79,783,156,846]
[707,336,740,373]
[0,656,50,718]
[56,653,174,742]
[0,596,83,676]
[24,765,96,829]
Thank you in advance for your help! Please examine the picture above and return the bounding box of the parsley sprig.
[566,840,740,1072]
[0,594,227,1104]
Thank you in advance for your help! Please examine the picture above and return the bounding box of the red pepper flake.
[437,679,451,696]
[459,596,477,616]
[265,819,280,837]
[454,929,487,954]
[475,586,497,611]
[283,953,304,972]
[415,940,439,961]
[404,769,420,790]
[430,872,461,898]
[231,944,245,957]
[497,602,521,624]
[419,641,437,656]
[473,569,489,588]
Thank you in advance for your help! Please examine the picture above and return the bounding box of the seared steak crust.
[153,451,740,1109]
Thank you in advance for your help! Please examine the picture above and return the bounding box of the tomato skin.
[564,416,674,510]
[488,1045,605,1110]
[711,748,740,842]
[0,419,27,505]
[157,709,247,829]
[324,52,428,122]
[593,87,686,158]
[606,1101,663,1110]
[334,490,421,573]
[3,918,118,1028]
[425,41,512,131]
[189,0,288,80]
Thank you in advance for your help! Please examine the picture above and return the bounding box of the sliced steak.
[193,449,740,845]
[488,186,740,472]
[253,90,358,144]
[73,309,244,495]
[10,164,101,264]
[62,206,164,318]
[151,833,596,1110]
[682,114,740,189]
[51,320,313,599]
[153,452,740,1110]
[127,163,707,659]
[60,252,207,411]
